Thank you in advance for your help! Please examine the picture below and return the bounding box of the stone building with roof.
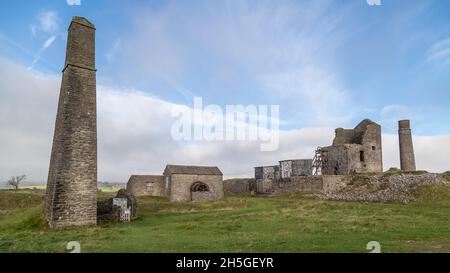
[164,165,224,202]
[126,164,224,202]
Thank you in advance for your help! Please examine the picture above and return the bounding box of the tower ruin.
[319,119,383,175]
[45,17,97,228]
[398,120,416,171]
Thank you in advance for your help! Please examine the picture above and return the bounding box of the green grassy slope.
[0,188,450,253]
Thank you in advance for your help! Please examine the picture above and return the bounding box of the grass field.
[0,188,450,253]
[13,184,125,192]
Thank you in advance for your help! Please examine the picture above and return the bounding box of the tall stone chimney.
[398,120,416,171]
[45,17,97,228]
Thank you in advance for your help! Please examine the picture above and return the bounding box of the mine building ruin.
[279,159,313,178]
[126,165,224,202]
[254,159,314,194]
[127,175,165,197]
[254,165,280,194]
[317,119,383,175]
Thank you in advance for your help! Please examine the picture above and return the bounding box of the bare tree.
[7,175,26,191]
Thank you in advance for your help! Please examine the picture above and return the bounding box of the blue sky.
[1,0,450,181]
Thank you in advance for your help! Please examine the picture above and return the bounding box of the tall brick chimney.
[398,120,416,172]
[45,17,97,228]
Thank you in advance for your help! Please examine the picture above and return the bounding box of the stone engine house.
[319,119,383,175]
[126,165,224,202]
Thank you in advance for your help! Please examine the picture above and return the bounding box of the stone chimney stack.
[45,17,97,228]
[398,120,416,171]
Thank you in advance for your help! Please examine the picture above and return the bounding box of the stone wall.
[45,17,97,228]
[280,159,313,178]
[271,176,323,195]
[322,175,351,193]
[167,174,224,202]
[256,179,273,194]
[255,166,279,180]
[317,172,450,203]
[223,179,255,195]
[126,175,165,197]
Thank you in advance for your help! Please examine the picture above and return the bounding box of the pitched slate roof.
[164,165,223,175]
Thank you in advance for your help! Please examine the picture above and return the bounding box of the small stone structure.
[319,119,383,175]
[255,159,313,194]
[97,189,137,221]
[126,165,224,202]
[398,120,416,171]
[279,159,313,178]
[164,165,224,202]
[255,165,279,194]
[126,175,165,197]
[45,16,97,228]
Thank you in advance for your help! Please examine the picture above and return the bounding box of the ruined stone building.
[255,159,313,194]
[127,175,165,197]
[279,159,313,178]
[318,119,383,175]
[45,17,97,228]
[254,165,279,194]
[126,165,224,202]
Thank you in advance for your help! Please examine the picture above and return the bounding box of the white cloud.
[426,37,450,67]
[66,0,81,6]
[37,11,60,33]
[382,133,450,172]
[108,1,358,127]
[42,36,56,49]
[1,59,449,184]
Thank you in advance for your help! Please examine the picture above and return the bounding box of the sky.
[1,0,450,183]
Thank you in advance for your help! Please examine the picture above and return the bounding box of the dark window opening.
[360,151,365,162]
[191,182,209,192]
[372,146,376,151]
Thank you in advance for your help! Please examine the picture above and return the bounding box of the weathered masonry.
[164,165,224,202]
[398,120,416,171]
[279,159,313,178]
[126,165,225,202]
[254,165,279,194]
[45,17,97,228]
[319,119,383,175]
[254,159,313,194]
[127,175,165,197]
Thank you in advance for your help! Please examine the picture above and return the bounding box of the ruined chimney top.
[398,120,411,130]
[69,16,96,30]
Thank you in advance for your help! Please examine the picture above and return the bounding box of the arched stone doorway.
[190,181,211,201]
